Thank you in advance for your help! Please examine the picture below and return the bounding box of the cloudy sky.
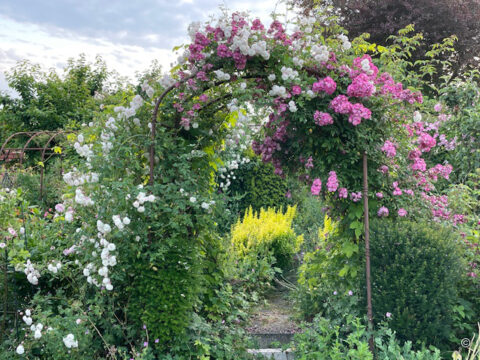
[0,0,288,95]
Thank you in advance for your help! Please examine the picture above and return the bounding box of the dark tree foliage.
[296,0,480,82]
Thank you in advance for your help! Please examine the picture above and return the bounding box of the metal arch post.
[39,131,70,200]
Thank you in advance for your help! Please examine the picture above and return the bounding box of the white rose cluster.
[63,168,99,186]
[132,192,155,213]
[159,74,176,88]
[268,85,288,98]
[63,333,78,348]
[47,261,62,274]
[24,260,40,285]
[337,34,351,50]
[112,215,130,231]
[311,44,330,63]
[214,69,231,81]
[75,187,94,206]
[280,66,299,81]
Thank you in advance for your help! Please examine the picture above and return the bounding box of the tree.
[294,0,480,85]
[0,55,112,143]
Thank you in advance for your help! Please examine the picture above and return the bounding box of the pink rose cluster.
[381,140,397,158]
[326,171,339,192]
[418,133,437,152]
[377,206,389,217]
[314,111,333,126]
[347,73,376,98]
[312,76,337,95]
[311,178,322,195]
[329,95,371,126]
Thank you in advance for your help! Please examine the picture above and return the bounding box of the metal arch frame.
[39,130,72,198]
[1,130,71,200]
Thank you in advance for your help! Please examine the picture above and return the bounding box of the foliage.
[295,0,480,84]
[231,206,303,270]
[436,79,480,183]
[293,316,373,359]
[292,185,326,252]
[296,214,361,319]
[368,218,464,349]
[225,153,290,217]
[293,315,443,359]
[0,55,115,142]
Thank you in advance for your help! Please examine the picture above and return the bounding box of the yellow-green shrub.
[231,206,303,270]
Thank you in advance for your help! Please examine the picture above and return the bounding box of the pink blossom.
[55,203,65,213]
[7,228,17,237]
[339,188,348,199]
[350,191,362,202]
[285,190,291,198]
[378,165,389,174]
[381,140,397,158]
[199,94,209,102]
[251,19,265,31]
[305,156,314,169]
[398,208,407,217]
[329,95,352,114]
[418,133,436,152]
[314,111,333,126]
[386,312,392,318]
[326,171,339,192]
[291,85,302,95]
[348,103,371,126]
[434,103,443,112]
[348,290,353,296]
[180,117,191,130]
[411,157,426,172]
[217,44,232,58]
[311,178,322,195]
[347,73,376,98]
[377,206,389,217]
[312,76,337,95]
[376,192,384,199]
[0,243,6,249]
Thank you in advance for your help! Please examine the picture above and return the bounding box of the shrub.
[231,206,303,271]
[226,154,289,217]
[296,215,362,320]
[368,218,464,348]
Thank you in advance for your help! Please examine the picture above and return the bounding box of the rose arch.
[10,9,459,356]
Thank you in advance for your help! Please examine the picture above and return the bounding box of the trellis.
[0,130,71,199]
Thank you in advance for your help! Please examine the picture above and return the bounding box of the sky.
[0,0,288,95]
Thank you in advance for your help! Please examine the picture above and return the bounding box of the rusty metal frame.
[1,131,72,199]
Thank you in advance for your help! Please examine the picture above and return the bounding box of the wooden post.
[362,151,374,352]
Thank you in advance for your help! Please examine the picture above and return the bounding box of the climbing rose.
[326,171,339,192]
[418,133,436,152]
[312,76,337,95]
[347,73,376,98]
[338,187,348,198]
[314,111,333,126]
[381,140,396,158]
[291,85,302,95]
[311,178,322,195]
[350,192,362,202]
[398,208,407,217]
[377,206,389,217]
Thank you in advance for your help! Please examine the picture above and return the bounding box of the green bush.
[368,219,464,349]
[226,155,289,216]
